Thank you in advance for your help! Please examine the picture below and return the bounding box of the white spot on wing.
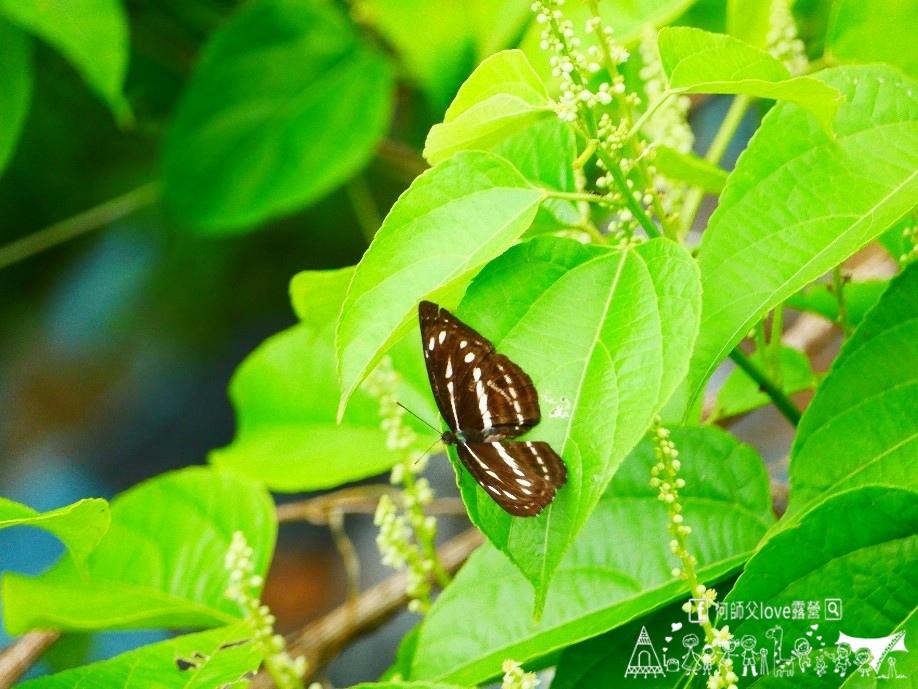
[428,337,435,351]
[459,340,468,348]
[463,351,475,363]
[476,380,492,427]
[444,358,453,379]
[473,367,482,382]
[438,330,447,344]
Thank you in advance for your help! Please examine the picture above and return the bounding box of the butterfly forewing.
[419,301,568,517]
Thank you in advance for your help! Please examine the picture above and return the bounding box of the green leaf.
[0,498,109,576]
[17,622,262,689]
[162,0,394,234]
[711,346,816,421]
[352,684,469,689]
[0,0,129,122]
[826,0,918,79]
[686,65,918,408]
[657,27,843,132]
[785,279,888,326]
[2,467,275,634]
[785,264,918,523]
[409,426,774,684]
[653,145,728,194]
[335,151,544,418]
[424,50,553,165]
[726,0,772,48]
[726,487,918,687]
[447,235,701,614]
[0,19,32,175]
[214,267,436,490]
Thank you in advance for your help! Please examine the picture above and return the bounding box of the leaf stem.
[345,175,382,243]
[832,266,850,337]
[681,94,751,234]
[0,182,160,271]
[728,348,801,425]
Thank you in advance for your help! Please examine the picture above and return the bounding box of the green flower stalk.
[225,531,307,689]
[648,420,736,687]
[363,356,450,613]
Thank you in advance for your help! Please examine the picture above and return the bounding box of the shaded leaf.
[162,0,393,233]
[0,19,32,174]
[0,0,129,122]
[17,622,261,689]
[785,279,888,326]
[654,145,728,194]
[409,426,773,684]
[2,467,275,633]
[686,65,918,407]
[728,487,918,687]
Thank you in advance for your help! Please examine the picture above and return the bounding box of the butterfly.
[419,300,567,516]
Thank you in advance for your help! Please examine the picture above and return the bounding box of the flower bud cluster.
[501,659,541,689]
[225,531,307,687]
[362,356,422,457]
[767,0,808,76]
[899,219,918,264]
[531,0,628,124]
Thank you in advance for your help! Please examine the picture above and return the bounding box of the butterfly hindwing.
[457,441,567,517]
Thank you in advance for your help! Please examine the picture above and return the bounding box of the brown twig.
[0,631,60,689]
[250,528,484,688]
[275,488,467,525]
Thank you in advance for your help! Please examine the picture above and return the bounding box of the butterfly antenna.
[395,401,439,434]
[413,437,443,466]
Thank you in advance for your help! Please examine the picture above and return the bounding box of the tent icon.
[625,626,666,678]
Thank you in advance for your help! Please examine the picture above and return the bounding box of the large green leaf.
[0,498,109,576]
[826,0,918,79]
[2,467,275,634]
[335,151,545,418]
[425,234,700,611]
[424,50,554,165]
[785,264,918,523]
[162,0,393,233]
[687,65,918,407]
[17,622,261,689]
[408,426,773,684]
[657,27,843,132]
[0,19,32,175]
[0,0,129,122]
[727,487,918,687]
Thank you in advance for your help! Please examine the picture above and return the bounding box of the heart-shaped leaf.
[162,0,393,233]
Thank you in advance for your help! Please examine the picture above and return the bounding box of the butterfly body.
[419,300,567,517]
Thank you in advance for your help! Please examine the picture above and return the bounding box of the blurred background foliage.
[0,0,911,682]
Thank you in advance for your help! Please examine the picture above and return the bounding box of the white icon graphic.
[836,631,907,674]
[825,598,843,620]
[766,625,791,667]
[625,626,666,678]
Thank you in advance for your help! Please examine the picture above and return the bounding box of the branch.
[0,182,159,270]
[275,487,467,525]
[0,631,59,689]
[250,528,484,688]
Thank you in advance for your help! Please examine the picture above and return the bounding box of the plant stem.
[345,175,381,243]
[0,182,160,271]
[681,94,751,234]
[729,348,801,425]
[832,265,850,337]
